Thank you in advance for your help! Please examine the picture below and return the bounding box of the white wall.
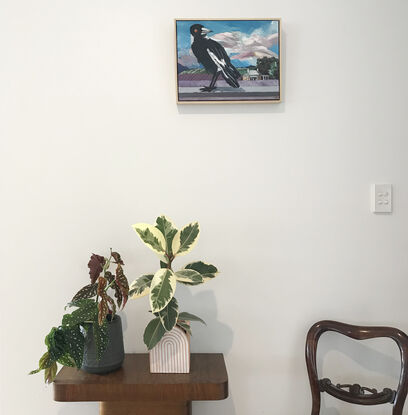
[1,1,407,414]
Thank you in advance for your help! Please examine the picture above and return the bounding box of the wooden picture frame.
[175,18,281,104]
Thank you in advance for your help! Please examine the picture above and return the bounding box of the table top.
[53,353,228,402]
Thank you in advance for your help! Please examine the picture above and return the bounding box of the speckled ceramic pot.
[81,315,124,374]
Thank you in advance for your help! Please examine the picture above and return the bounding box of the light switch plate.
[371,184,392,213]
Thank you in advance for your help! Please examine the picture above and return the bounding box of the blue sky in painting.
[176,19,279,68]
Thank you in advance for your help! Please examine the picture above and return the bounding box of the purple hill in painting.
[177,63,190,73]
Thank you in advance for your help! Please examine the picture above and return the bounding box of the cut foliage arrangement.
[30,250,129,383]
[129,215,219,350]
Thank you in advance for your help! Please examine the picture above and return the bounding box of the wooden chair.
[305,320,408,415]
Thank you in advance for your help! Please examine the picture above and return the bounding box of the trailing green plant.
[129,215,219,350]
[29,250,129,383]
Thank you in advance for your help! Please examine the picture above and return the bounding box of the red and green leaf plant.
[129,215,219,350]
[29,250,129,383]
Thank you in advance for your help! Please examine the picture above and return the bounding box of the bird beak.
[201,27,212,35]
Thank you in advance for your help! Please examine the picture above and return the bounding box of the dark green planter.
[82,315,124,374]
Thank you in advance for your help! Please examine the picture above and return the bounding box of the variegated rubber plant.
[129,216,219,350]
[29,250,129,383]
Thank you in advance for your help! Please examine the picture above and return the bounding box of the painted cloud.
[210,31,279,60]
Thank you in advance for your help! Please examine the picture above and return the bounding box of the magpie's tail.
[222,64,240,88]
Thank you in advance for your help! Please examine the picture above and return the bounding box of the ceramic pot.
[82,315,124,374]
[149,325,190,373]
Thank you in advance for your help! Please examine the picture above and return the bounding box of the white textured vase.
[149,326,190,373]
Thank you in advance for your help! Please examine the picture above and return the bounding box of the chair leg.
[311,396,320,415]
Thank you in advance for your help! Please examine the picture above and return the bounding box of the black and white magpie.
[190,24,241,92]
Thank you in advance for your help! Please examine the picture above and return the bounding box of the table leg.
[100,401,192,415]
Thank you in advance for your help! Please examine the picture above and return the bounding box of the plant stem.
[105,278,116,292]
[165,253,174,270]
[103,253,115,292]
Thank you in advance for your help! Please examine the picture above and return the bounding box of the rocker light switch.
[371,184,392,213]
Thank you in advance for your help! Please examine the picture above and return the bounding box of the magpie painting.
[176,19,281,103]
[190,24,241,92]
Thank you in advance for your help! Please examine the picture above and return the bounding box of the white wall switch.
[371,184,392,213]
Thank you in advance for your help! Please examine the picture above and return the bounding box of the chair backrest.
[305,320,408,415]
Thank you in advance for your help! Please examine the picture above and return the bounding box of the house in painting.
[242,69,269,81]
[242,69,259,81]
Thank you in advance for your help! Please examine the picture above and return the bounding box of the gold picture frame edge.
[174,18,282,105]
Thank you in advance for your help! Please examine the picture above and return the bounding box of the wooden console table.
[54,353,228,415]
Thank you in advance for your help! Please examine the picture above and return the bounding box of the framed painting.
[175,18,281,104]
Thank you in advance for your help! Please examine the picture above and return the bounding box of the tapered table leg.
[100,401,192,415]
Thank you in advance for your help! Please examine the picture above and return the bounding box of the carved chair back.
[305,320,408,415]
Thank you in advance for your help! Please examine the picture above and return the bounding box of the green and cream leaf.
[143,317,166,350]
[149,269,176,313]
[176,321,192,336]
[158,297,179,331]
[129,274,153,299]
[155,215,178,256]
[175,269,204,285]
[132,223,166,255]
[178,312,206,325]
[184,261,219,281]
[171,222,200,256]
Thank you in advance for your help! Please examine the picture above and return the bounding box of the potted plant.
[29,250,129,382]
[129,215,219,373]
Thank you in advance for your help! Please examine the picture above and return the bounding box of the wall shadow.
[177,101,285,115]
[176,285,234,354]
[58,402,98,415]
[193,392,237,415]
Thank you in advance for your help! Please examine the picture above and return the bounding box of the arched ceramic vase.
[149,325,190,373]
